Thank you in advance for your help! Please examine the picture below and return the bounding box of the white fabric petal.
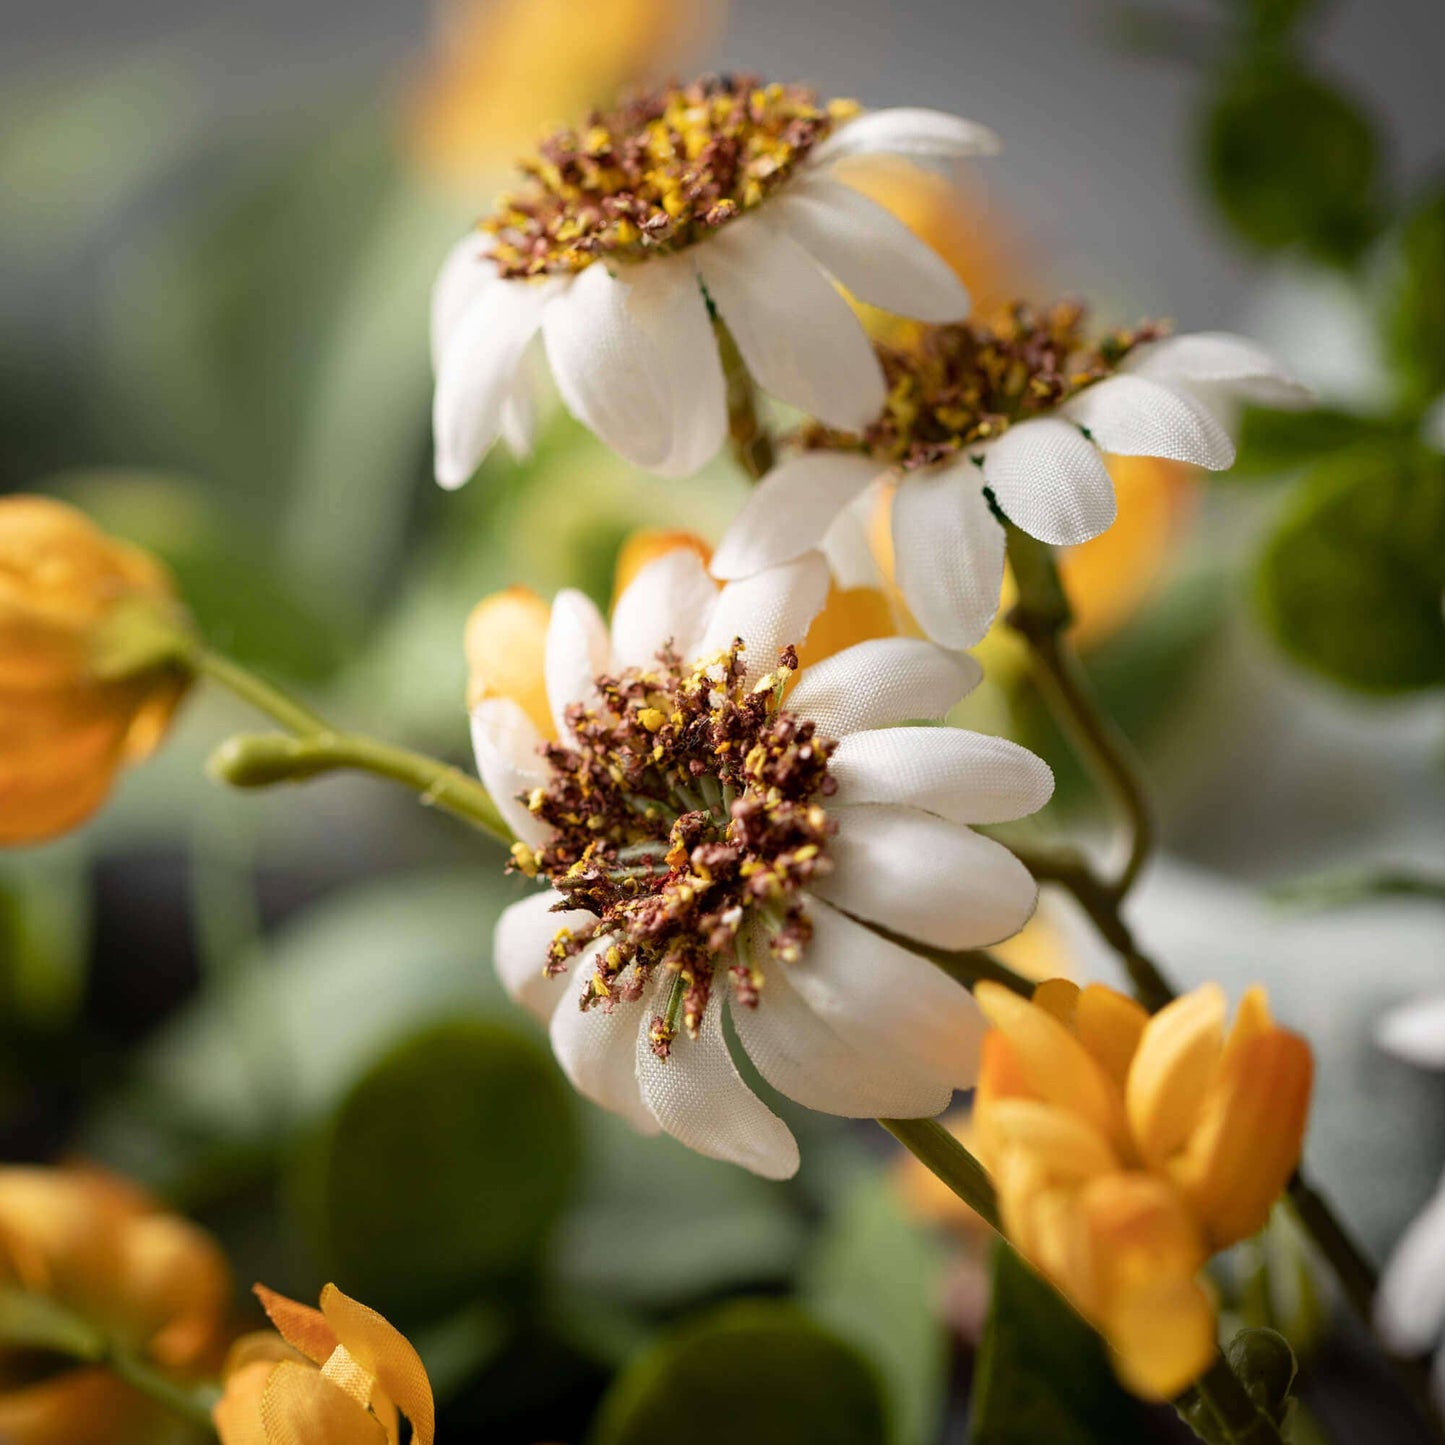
[790,899,985,1088]
[1063,374,1236,470]
[549,958,659,1135]
[697,552,830,686]
[980,417,1117,546]
[730,927,952,1118]
[892,460,1006,648]
[814,803,1038,949]
[541,262,675,471]
[711,452,887,580]
[498,373,536,459]
[493,891,592,1022]
[545,589,611,738]
[636,978,799,1179]
[819,484,890,591]
[430,232,497,373]
[809,108,1001,169]
[771,175,971,321]
[1378,1173,1445,1353]
[829,727,1055,824]
[609,549,720,671]
[788,638,981,737]
[1126,332,1313,410]
[696,211,885,430]
[433,276,556,489]
[1377,994,1445,1070]
[469,698,549,846]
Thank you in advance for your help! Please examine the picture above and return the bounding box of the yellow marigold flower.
[0,1165,230,1445]
[213,1283,434,1445]
[974,978,1313,1399]
[0,496,193,846]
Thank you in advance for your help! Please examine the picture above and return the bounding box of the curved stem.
[877,1117,1001,1231]
[109,1350,220,1432]
[194,649,330,735]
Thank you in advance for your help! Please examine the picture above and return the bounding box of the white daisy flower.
[469,547,1053,1177]
[431,75,997,488]
[711,305,1313,648]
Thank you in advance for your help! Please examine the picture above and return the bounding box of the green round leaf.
[292,1017,579,1321]
[1203,64,1380,263]
[590,1301,889,1445]
[1382,179,1445,411]
[1255,444,1445,693]
[1226,1327,1298,1426]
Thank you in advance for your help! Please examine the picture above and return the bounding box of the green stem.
[194,649,330,735]
[1176,1355,1287,1445]
[716,318,775,482]
[877,1117,1001,1231]
[108,1350,221,1432]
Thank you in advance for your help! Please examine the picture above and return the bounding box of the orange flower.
[974,979,1312,1399]
[0,1165,230,1445]
[0,496,193,845]
[213,1284,434,1445]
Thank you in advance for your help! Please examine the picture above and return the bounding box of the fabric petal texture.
[493,892,590,1022]
[469,699,549,847]
[608,549,719,671]
[544,589,610,738]
[1063,374,1236,471]
[979,416,1117,546]
[810,107,1002,168]
[697,552,831,685]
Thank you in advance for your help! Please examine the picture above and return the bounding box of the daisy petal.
[810,108,1001,168]
[829,727,1055,824]
[1377,994,1445,1070]
[430,232,496,372]
[981,417,1117,546]
[545,589,610,738]
[1063,375,1236,470]
[493,891,592,1022]
[893,460,1006,647]
[814,803,1038,949]
[469,698,548,846]
[1126,332,1313,410]
[772,175,971,321]
[1378,1174,1445,1352]
[788,637,981,737]
[697,552,830,686]
[498,375,536,459]
[711,453,886,580]
[610,549,719,671]
[636,981,799,1179]
[697,213,886,430]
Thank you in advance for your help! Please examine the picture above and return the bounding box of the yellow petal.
[321,1284,435,1445]
[1031,977,1080,1029]
[0,1367,163,1445]
[254,1285,339,1367]
[259,1361,387,1445]
[1106,1275,1218,1400]
[612,530,712,601]
[463,585,553,737]
[980,1099,1118,1182]
[1076,985,1149,1091]
[214,1360,277,1445]
[795,583,898,671]
[1126,984,1226,1168]
[118,1211,231,1368]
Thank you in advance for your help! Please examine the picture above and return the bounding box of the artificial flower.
[0,495,193,845]
[470,546,1052,1177]
[973,977,1312,1398]
[0,1166,230,1445]
[213,1283,433,1445]
[431,75,996,486]
[711,309,1310,646]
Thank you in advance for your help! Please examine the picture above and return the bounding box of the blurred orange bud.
[464,583,554,736]
[214,1284,433,1445]
[0,496,194,846]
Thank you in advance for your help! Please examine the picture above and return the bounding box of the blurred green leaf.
[1225,1327,1297,1427]
[292,1017,579,1322]
[1243,0,1319,45]
[972,1244,1150,1445]
[589,1300,889,1445]
[799,1174,947,1445]
[1202,63,1381,264]
[1255,444,1445,693]
[1381,179,1445,412]
[1231,406,1411,479]
[0,852,89,1033]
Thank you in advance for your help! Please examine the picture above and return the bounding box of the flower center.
[515,640,835,1055]
[480,75,859,278]
[800,302,1169,470]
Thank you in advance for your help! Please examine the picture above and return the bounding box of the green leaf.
[1230,406,1411,480]
[291,1017,579,1323]
[1225,1328,1297,1427]
[1202,64,1381,264]
[1381,179,1445,411]
[799,1174,948,1445]
[0,852,89,1033]
[1255,444,1445,693]
[589,1300,890,1445]
[972,1243,1151,1445]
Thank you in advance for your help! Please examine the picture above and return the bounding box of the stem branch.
[877,1117,1001,1231]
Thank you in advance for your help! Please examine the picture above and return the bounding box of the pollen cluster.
[801,303,1169,470]
[481,75,859,278]
[519,641,835,1056]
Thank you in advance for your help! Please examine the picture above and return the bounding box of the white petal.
[433,276,555,489]
[771,175,971,321]
[980,417,1116,546]
[892,461,1006,648]
[469,698,549,846]
[1377,994,1445,1070]
[1126,332,1313,410]
[696,212,885,429]
[1378,1173,1445,1353]
[609,549,719,671]
[809,108,1001,169]
[541,263,674,470]
[549,958,659,1135]
[789,637,981,737]
[1063,374,1236,470]
[829,727,1054,824]
[498,374,536,459]
[790,899,985,1088]
[430,231,497,372]
[636,979,799,1179]
[710,452,886,580]
[813,803,1037,949]
[730,926,952,1118]
[697,552,830,686]
[494,891,592,1022]
[819,484,890,591]
[545,589,611,738]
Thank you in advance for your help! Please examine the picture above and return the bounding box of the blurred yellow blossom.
[973,978,1312,1398]
[0,496,193,846]
[213,1283,434,1445]
[0,1166,230,1445]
